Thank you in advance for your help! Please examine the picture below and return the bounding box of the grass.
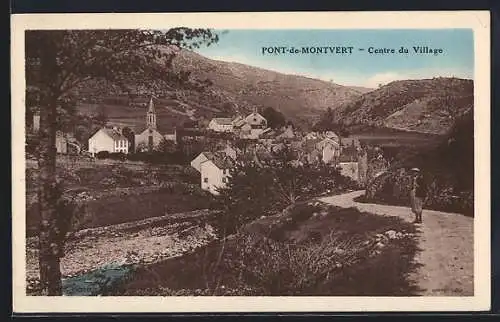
[77,102,191,133]
[112,202,420,296]
[348,127,442,149]
[25,157,215,236]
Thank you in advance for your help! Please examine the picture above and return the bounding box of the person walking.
[409,167,426,224]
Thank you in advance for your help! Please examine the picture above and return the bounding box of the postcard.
[11,11,490,313]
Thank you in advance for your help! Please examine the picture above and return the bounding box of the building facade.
[135,97,165,152]
[88,127,129,155]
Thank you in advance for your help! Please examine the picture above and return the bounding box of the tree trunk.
[37,97,62,295]
[37,34,63,295]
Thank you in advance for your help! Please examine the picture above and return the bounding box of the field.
[349,127,443,149]
[25,156,215,237]
[77,102,192,134]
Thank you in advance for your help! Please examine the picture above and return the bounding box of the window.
[204,178,208,183]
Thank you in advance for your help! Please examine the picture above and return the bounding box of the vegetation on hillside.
[71,49,368,130]
[112,202,419,296]
[212,148,359,236]
[360,109,474,216]
[316,77,473,135]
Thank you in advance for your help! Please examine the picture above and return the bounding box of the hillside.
[363,108,474,215]
[74,49,369,131]
[324,77,473,135]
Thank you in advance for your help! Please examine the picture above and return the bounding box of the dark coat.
[414,175,427,198]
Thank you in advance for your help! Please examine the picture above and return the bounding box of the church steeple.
[146,97,157,129]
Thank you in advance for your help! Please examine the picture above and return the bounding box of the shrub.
[96,151,110,159]
[108,152,126,161]
[116,204,419,296]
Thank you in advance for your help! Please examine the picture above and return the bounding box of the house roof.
[318,137,340,148]
[202,151,235,169]
[100,127,127,141]
[324,131,340,140]
[341,137,361,147]
[244,112,267,125]
[339,154,358,162]
[260,129,277,139]
[136,127,163,136]
[211,118,233,125]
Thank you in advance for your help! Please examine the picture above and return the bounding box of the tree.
[261,106,286,129]
[313,107,351,136]
[121,127,135,152]
[26,29,219,295]
[214,147,354,236]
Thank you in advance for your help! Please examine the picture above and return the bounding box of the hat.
[410,167,420,172]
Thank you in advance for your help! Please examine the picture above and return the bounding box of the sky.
[194,29,474,88]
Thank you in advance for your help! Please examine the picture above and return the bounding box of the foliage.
[96,151,110,159]
[212,147,358,236]
[261,106,286,129]
[115,204,419,296]
[26,28,219,295]
[362,110,474,216]
[320,77,473,134]
[313,107,350,136]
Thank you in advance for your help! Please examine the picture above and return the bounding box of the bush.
[362,168,474,216]
[115,204,419,296]
[96,151,110,159]
[108,152,126,161]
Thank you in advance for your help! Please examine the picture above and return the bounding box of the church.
[134,97,167,152]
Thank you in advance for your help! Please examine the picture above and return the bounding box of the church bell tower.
[146,97,157,130]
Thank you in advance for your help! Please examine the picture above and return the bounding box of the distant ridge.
[318,77,473,135]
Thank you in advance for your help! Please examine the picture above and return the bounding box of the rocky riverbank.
[26,210,218,294]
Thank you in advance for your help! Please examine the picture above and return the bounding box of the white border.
[11,11,491,313]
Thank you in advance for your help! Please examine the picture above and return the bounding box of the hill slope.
[325,77,473,135]
[364,108,474,215]
[74,50,369,130]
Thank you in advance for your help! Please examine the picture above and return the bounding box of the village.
[19,25,478,303]
[28,97,384,197]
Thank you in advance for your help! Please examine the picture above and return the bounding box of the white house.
[191,151,212,173]
[244,112,268,138]
[339,161,360,182]
[316,137,341,164]
[88,127,129,156]
[198,152,235,195]
[338,151,360,182]
[207,118,234,132]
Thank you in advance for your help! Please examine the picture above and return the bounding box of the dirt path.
[320,190,474,296]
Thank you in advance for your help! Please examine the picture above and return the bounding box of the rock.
[385,230,397,239]
[334,248,345,255]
